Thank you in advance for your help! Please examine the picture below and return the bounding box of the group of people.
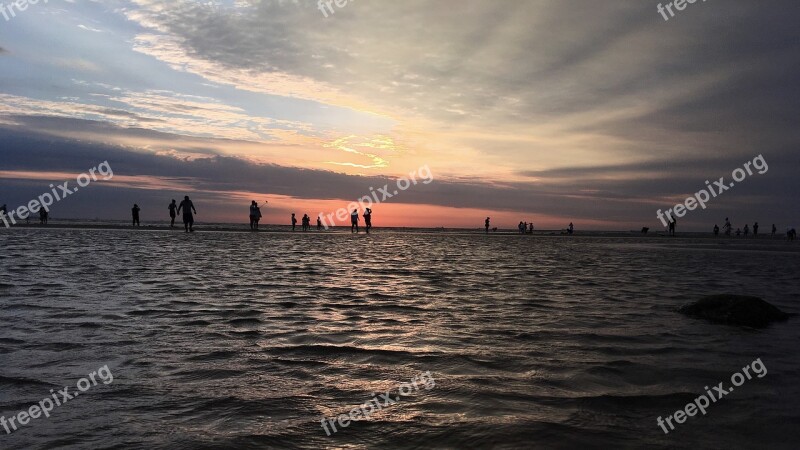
[0,203,48,225]
[517,221,535,234]
[291,213,320,232]
[711,218,794,239]
[249,201,263,230]
[483,218,575,235]
[126,197,197,232]
[290,208,373,233]
[4,197,797,240]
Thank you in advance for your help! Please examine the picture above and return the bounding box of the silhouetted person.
[568,222,574,235]
[351,209,359,233]
[529,222,534,234]
[364,208,372,233]
[724,218,732,236]
[789,228,796,241]
[253,201,263,230]
[132,204,141,226]
[772,224,777,237]
[39,208,48,225]
[668,219,676,236]
[249,201,259,230]
[177,196,196,233]
[317,217,322,231]
[736,228,741,237]
[168,199,177,228]
[744,224,750,237]
[485,217,490,234]
[753,222,759,238]
[302,214,310,231]
[713,224,720,236]
[518,221,525,234]
[641,227,650,234]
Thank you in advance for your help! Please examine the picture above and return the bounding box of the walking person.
[317,216,323,231]
[132,204,141,226]
[177,196,197,233]
[351,209,360,233]
[364,208,372,234]
[168,199,178,228]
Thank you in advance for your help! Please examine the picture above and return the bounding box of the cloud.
[0,124,796,228]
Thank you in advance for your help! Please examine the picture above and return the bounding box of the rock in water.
[679,295,790,328]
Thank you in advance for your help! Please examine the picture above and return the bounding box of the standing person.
[317,216,323,231]
[668,219,676,236]
[39,208,48,225]
[132,204,141,226]
[568,222,574,235]
[249,201,258,230]
[724,218,732,236]
[302,214,310,231]
[177,196,197,233]
[249,201,262,231]
[744,224,750,237]
[351,209,360,233]
[753,222,759,238]
[772,224,777,237]
[364,208,372,234]
[529,222,534,234]
[485,217,490,234]
[168,199,178,228]
[713,224,720,236]
[291,213,297,231]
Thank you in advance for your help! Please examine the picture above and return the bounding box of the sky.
[0,0,798,230]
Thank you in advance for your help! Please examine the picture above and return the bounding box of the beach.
[0,228,798,449]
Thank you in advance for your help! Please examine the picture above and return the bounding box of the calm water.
[0,228,798,449]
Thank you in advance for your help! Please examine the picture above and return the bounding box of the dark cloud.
[1,124,796,229]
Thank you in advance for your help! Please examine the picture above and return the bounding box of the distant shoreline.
[0,221,796,239]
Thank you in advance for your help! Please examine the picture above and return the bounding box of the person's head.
[252,200,256,205]
[171,199,176,204]
[353,209,357,213]
[184,196,190,200]
[292,213,295,216]
[134,204,138,207]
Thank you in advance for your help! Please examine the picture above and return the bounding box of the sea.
[0,226,798,449]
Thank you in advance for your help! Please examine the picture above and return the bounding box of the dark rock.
[679,295,790,328]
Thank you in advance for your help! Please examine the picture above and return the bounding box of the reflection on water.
[0,229,798,449]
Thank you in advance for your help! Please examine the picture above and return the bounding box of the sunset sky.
[1,0,798,230]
